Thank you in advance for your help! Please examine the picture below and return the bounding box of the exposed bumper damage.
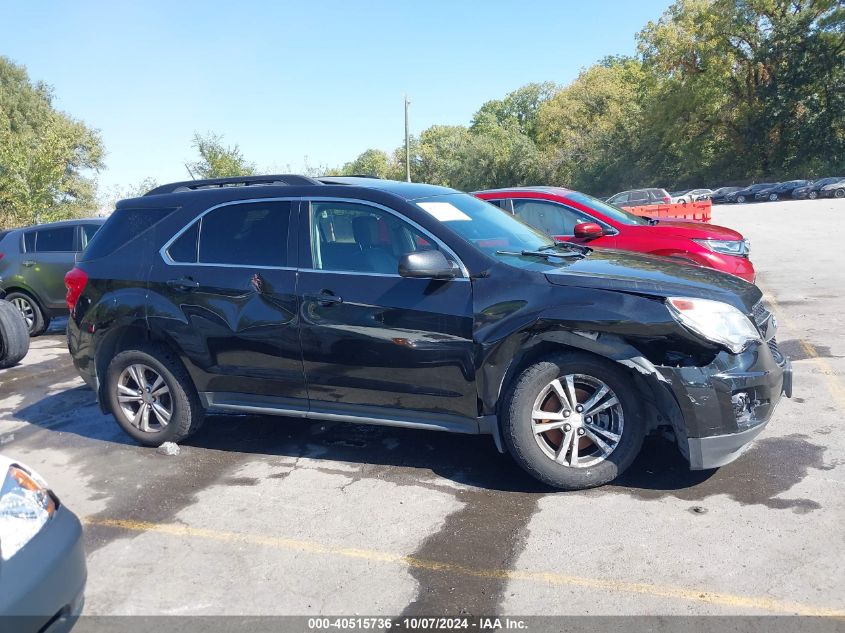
[657,339,791,470]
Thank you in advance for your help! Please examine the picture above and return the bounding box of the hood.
[530,249,760,312]
[643,219,742,240]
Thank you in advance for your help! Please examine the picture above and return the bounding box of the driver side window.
[512,199,591,237]
[309,202,437,275]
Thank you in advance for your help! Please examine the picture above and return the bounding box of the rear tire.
[106,344,204,446]
[0,300,30,368]
[501,352,645,490]
[5,291,49,336]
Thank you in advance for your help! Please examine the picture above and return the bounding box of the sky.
[1,0,671,193]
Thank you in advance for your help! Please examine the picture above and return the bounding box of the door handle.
[167,277,200,290]
[305,290,342,306]
[22,260,35,267]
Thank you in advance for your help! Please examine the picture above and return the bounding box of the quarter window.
[309,202,437,274]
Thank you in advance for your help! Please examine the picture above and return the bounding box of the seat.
[351,216,399,274]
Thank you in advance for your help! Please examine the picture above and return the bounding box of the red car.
[474,187,755,282]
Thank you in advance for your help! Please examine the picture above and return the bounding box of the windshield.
[564,191,650,226]
[413,193,555,260]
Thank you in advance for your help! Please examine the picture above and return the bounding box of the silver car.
[0,219,104,335]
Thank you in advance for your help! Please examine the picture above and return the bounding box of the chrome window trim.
[298,268,469,281]
[159,197,300,270]
[305,196,470,278]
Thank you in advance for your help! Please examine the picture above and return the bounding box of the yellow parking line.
[758,284,845,407]
[85,516,845,617]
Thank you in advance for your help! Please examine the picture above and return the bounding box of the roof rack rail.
[144,174,322,196]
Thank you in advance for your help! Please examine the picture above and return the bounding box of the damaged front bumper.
[657,337,791,470]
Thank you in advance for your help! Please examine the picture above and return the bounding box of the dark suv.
[0,219,105,335]
[66,176,791,490]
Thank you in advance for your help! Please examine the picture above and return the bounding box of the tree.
[185,132,255,179]
[0,56,104,228]
[337,148,402,179]
[98,177,159,212]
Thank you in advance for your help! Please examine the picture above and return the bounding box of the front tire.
[736,195,746,204]
[835,189,845,199]
[106,345,204,446]
[501,352,645,490]
[768,193,778,201]
[809,191,818,200]
[5,291,49,336]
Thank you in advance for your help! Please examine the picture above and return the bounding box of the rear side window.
[82,208,176,261]
[80,224,101,248]
[192,201,291,267]
[23,232,36,252]
[34,226,75,252]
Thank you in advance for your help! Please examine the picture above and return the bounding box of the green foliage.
[0,56,104,229]
[337,148,403,179]
[185,132,255,179]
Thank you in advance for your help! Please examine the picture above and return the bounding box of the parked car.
[671,189,712,204]
[0,292,29,368]
[792,177,844,200]
[753,180,810,201]
[606,188,672,207]
[0,455,86,633]
[66,175,790,490]
[0,219,105,335]
[475,187,756,281]
[820,179,845,198]
[723,183,778,204]
[709,186,742,204]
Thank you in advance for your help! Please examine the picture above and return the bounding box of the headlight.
[693,238,749,256]
[0,464,55,560]
[666,297,761,354]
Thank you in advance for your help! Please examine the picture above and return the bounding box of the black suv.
[66,176,791,489]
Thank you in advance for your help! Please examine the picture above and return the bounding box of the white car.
[0,455,86,631]
[672,188,713,204]
[821,180,845,199]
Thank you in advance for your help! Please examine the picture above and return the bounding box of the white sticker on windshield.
[417,202,471,222]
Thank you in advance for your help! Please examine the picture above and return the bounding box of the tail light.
[64,267,88,311]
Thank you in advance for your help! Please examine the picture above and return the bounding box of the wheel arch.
[483,329,686,458]
[94,323,190,413]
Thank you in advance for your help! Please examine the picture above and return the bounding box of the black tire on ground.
[809,191,818,200]
[5,291,49,336]
[106,344,205,446]
[0,300,30,369]
[736,195,746,204]
[501,352,646,490]
[835,189,845,199]
[769,193,778,201]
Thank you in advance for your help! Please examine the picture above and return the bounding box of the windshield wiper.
[496,244,589,259]
[538,242,592,255]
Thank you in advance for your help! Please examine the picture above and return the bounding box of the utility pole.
[404,94,411,182]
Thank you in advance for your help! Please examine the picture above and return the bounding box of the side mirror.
[398,250,458,279]
[573,222,604,240]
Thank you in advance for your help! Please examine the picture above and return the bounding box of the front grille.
[768,337,785,364]
[752,300,771,328]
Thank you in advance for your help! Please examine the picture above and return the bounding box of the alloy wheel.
[809,191,818,199]
[530,374,624,468]
[116,364,173,433]
[836,190,845,199]
[10,297,35,330]
[769,193,778,201]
